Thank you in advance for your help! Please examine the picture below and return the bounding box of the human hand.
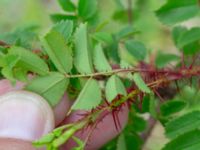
[0,79,128,150]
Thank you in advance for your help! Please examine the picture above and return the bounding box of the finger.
[61,103,129,150]
[0,79,71,125]
[53,93,72,126]
[0,91,54,141]
[0,138,37,150]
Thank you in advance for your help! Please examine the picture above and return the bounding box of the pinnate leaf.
[74,23,94,74]
[93,44,112,72]
[71,78,102,110]
[26,72,69,106]
[105,75,127,102]
[42,30,73,74]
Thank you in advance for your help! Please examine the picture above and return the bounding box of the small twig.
[0,40,10,48]
[127,0,133,24]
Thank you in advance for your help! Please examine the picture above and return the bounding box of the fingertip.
[0,91,55,141]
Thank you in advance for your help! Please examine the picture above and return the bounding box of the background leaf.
[125,40,147,61]
[165,111,200,139]
[155,52,179,68]
[155,0,200,25]
[163,129,200,150]
[74,23,94,74]
[172,26,187,46]
[42,30,73,74]
[58,0,76,12]
[26,72,68,106]
[105,75,127,102]
[93,32,113,44]
[8,46,49,75]
[177,27,200,48]
[78,0,97,20]
[116,134,127,150]
[50,14,77,23]
[71,78,102,110]
[160,100,186,117]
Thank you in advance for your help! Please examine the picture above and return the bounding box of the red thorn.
[112,111,119,131]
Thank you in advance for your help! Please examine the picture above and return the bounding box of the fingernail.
[0,91,55,141]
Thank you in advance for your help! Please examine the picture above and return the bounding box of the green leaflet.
[177,27,200,48]
[52,20,74,41]
[115,25,138,41]
[155,0,200,25]
[155,52,179,68]
[26,72,69,106]
[160,100,186,117]
[131,115,147,132]
[42,30,73,74]
[58,0,76,12]
[125,40,147,61]
[132,73,151,93]
[50,14,77,23]
[172,26,187,46]
[165,111,200,139]
[116,134,127,150]
[78,0,97,20]
[172,26,200,54]
[74,23,94,74]
[71,136,85,150]
[71,78,102,110]
[162,130,200,150]
[8,46,49,75]
[105,75,127,102]
[1,55,20,81]
[93,44,112,72]
[33,133,55,146]
[92,32,113,44]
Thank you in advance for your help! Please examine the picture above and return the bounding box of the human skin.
[0,79,129,150]
[0,79,71,126]
[61,103,129,150]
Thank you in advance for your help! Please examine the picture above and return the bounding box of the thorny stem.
[58,65,200,147]
[2,40,200,147]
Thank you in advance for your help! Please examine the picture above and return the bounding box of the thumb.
[0,91,55,141]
